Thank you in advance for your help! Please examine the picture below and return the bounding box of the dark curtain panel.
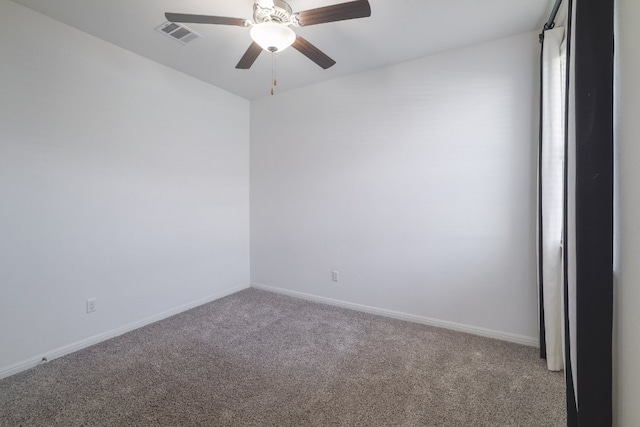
[538,30,547,361]
[563,0,614,425]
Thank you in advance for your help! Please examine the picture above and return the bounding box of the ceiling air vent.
[155,21,201,44]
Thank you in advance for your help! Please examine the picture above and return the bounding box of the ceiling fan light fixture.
[250,22,296,52]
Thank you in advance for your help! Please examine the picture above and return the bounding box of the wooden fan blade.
[165,13,247,27]
[236,42,263,69]
[294,0,371,27]
[292,36,336,69]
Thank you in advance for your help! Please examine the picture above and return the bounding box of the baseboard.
[251,283,539,347]
[0,284,249,380]
[2,283,537,380]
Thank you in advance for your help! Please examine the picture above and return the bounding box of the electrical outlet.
[86,298,96,313]
[332,270,340,282]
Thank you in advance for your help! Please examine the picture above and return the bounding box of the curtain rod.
[544,0,563,31]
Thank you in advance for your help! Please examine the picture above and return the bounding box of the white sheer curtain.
[565,0,578,401]
[539,26,566,372]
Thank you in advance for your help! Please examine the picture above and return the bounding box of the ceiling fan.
[165,0,371,70]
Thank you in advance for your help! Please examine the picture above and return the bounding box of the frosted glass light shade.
[250,22,296,52]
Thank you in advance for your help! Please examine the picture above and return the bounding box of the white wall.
[251,31,540,341]
[615,0,640,424]
[0,0,250,375]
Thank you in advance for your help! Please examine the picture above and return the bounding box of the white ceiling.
[11,0,555,100]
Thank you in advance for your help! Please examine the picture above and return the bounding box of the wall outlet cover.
[86,298,96,313]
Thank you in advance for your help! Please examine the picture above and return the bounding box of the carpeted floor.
[0,288,566,426]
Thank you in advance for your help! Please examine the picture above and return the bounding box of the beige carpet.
[0,288,566,426]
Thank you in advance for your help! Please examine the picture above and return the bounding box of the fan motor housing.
[253,0,293,24]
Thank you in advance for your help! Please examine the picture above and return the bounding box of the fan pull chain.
[271,52,277,96]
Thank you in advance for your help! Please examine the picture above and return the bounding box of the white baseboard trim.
[0,284,249,380]
[251,283,539,348]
